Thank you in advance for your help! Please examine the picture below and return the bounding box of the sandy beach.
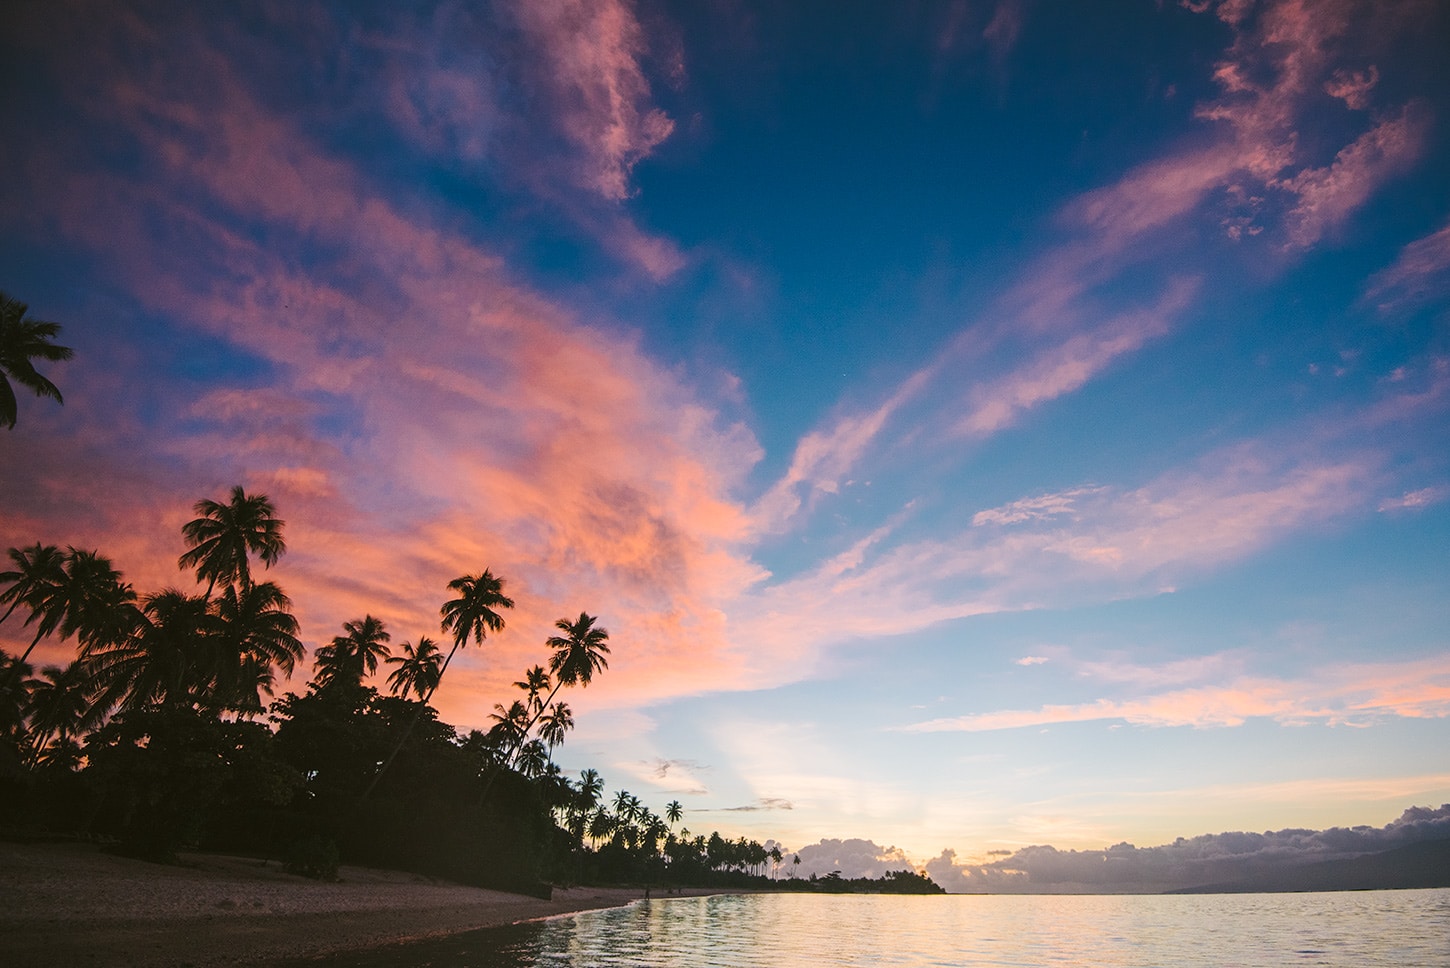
[0,841,663,967]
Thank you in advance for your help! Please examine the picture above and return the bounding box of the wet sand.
[0,841,664,967]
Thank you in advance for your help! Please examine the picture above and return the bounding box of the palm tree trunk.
[358,641,459,802]
[475,678,564,807]
[0,599,23,628]
[15,626,47,667]
[0,626,48,698]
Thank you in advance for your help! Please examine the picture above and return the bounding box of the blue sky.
[2,0,1448,874]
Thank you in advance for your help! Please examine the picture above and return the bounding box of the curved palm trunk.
[475,678,564,807]
[358,641,459,802]
[0,599,23,628]
[0,626,49,698]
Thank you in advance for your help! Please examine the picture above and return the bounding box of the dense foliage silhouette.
[0,488,942,896]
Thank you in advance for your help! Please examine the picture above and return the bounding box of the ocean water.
[300,889,1450,967]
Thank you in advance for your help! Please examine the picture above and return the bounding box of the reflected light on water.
[281,889,1450,968]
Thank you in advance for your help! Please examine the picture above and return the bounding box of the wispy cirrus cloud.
[749,367,936,533]
[1378,486,1450,513]
[510,0,675,202]
[727,443,1375,678]
[972,488,1104,527]
[750,0,1430,549]
[954,279,1197,437]
[900,655,1450,732]
[1363,218,1450,312]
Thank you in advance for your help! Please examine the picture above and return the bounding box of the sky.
[2,0,1448,881]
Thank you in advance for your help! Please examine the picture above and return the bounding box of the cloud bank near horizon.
[923,803,1450,893]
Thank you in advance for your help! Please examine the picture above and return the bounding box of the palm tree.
[546,612,611,691]
[436,570,513,700]
[537,761,573,816]
[24,661,95,766]
[2,548,136,697]
[0,652,33,751]
[539,701,573,754]
[0,544,67,670]
[513,665,551,716]
[666,799,683,826]
[178,486,286,598]
[212,580,303,715]
[86,589,216,713]
[0,292,73,430]
[60,549,140,654]
[385,636,443,699]
[577,768,604,811]
[0,544,62,628]
[362,572,512,802]
[487,699,531,750]
[588,806,616,848]
[499,612,611,769]
[515,738,549,778]
[312,615,391,692]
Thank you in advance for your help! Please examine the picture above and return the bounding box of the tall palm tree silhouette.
[0,292,73,430]
[546,612,611,692]
[1,547,137,698]
[478,611,610,804]
[59,549,139,655]
[361,572,512,800]
[437,570,513,698]
[178,486,286,598]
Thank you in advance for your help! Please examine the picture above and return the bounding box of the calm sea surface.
[302,890,1450,967]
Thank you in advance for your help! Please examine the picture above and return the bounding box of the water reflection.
[279,889,1450,968]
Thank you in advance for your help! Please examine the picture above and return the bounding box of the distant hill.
[1168,837,1450,894]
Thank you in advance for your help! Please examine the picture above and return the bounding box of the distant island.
[1167,837,1450,894]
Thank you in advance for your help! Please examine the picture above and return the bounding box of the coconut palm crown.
[0,292,73,430]
[546,612,610,689]
[178,486,286,597]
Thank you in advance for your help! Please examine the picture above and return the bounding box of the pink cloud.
[955,279,1196,437]
[1276,103,1429,248]
[740,0,1433,562]
[1183,0,1429,245]
[0,10,762,725]
[900,655,1450,732]
[1377,486,1450,513]
[510,0,675,202]
[723,442,1375,679]
[750,366,937,533]
[1063,148,1241,249]
[972,488,1104,527]
[1363,219,1450,312]
[1325,66,1379,110]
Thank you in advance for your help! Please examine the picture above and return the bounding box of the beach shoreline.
[0,841,691,967]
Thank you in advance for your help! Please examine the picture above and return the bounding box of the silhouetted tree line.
[0,487,941,896]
